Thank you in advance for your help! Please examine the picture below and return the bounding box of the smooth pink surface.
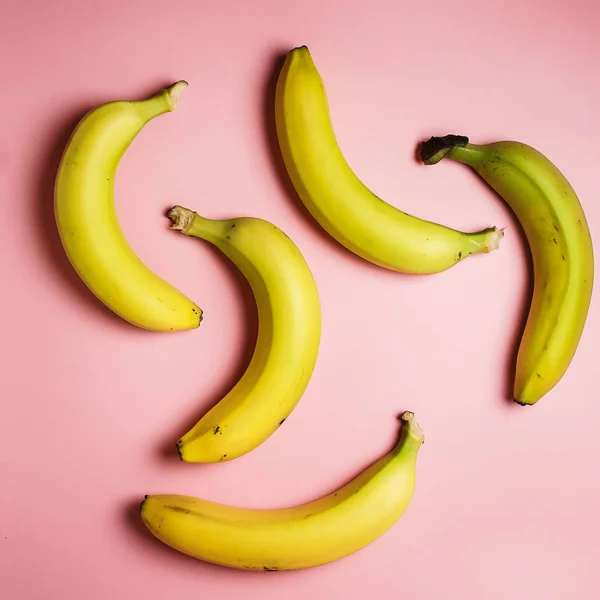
[1,0,600,597]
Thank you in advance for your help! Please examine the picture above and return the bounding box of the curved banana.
[167,206,321,462]
[140,411,424,571]
[419,135,594,405]
[274,46,503,274]
[54,82,202,331]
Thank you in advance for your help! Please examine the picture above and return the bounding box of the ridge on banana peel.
[274,46,504,274]
[419,135,594,405]
[140,411,424,571]
[54,82,202,332]
[167,206,321,462]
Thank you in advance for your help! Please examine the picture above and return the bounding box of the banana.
[274,46,503,274]
[167,206,321,462]
[54,82,202,331]
[419,135,594,405]
[140,411,424,571]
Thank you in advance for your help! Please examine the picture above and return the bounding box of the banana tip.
[400,411,414,423]
[165,80,188,108]
[418,134,469,165]
[167,205,195,233]
[175,440,185,461]
[487,227,505,253]
[292,44,310,54]
[399,411,425,442]
[288,45,313,67]
[513,398,533,407]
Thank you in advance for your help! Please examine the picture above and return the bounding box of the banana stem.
[167,205,227,242]
[168,205,196,233]
[164,81,188,108]
[418,136,505,253]
[135,81,188,121]
[396,411,425,454]
[472,227,505,254]
[418,135,470,165]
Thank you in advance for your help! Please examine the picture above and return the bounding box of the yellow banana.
[419,135,594,405]
[167,206,321,462]
[54,82,202,331]
[140,411,424,571]
[274,46,503,274]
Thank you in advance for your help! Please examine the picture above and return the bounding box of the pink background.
[1,0,599,598]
